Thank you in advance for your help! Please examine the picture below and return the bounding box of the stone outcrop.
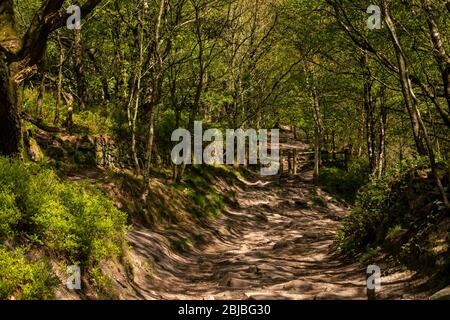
[29,130,130,168]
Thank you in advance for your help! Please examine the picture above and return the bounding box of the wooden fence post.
[288,150,293,174]
[293,150,298,175]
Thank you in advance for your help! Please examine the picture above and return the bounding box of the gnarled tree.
[0,0,101,156]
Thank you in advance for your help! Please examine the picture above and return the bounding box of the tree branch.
[21,112,67,133]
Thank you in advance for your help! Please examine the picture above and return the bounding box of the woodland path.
[127,173,366,299]
[120,130,426,300]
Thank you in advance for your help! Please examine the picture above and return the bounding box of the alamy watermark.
[367,265,381,290]
[67,5,81,30]
[171,121,280,176]
[367,5,382,30]
[67,265,81,290]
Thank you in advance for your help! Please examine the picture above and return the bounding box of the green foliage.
[0,186,22,238]
[22,88,57,122]
[337,170,398,255]
[319,160,369,203]
[192,189,225,218]
[386,225,404,241]
[9,0,450,296]
[358,246,381,264]
[0,157,128,267]
[72,111,114,135]
[337,159,449,270]
[309,188,327,207]
[90,266,118,299]
[181,166,237,218]
[0,246,58,300]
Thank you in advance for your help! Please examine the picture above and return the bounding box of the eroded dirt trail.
[123,172,376,300]
[66,130,426,300]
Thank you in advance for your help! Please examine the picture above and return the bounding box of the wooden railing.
[280,148,351,174]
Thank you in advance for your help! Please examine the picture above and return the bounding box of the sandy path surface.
[65,130,429,300]
[122,128,429,300]
[123,170,427,300]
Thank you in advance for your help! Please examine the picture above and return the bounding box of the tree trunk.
[74,29,86,109]
[312,83,323,173]
[36,73,45,117]
[86,49,110,104]
[142,0,165,186]
[293,150,298,175]
[54,33,64,125]
[62,91,74,129]
[0,0,101,155]
[332,130,336,161]
[383,1,449,208]
[361,53,377,175]
[376,91,387,178]
[0,1,22,156]
[314,126,320,185]
[382,1,427,156]
[143,104,156,181]
[422,0,450,117]
[0,59,21,156]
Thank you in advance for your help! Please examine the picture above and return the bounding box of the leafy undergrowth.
[181,166,243,219]
[112,165,243,228]
[23,87,114,137]
[319,159,369,204]
[337,158,450,284]
[1,142,254,299]
[89,164,245,259]
[0,157,128,299]
[0,247,58,300]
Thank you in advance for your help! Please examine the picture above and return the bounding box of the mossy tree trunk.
[0,0,102,156]
[0,0,22,156]
[0,59,21,155]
